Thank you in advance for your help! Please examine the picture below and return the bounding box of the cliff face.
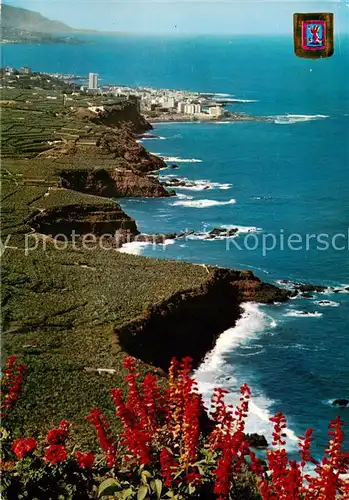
[78,102,152,135]
[28,203,139,237]
[116,268,289,371]
[97,129,167,173]
[60,167,172,198]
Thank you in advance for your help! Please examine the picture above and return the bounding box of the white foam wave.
[273,114,329,124]
[195,303,298,446]
[195,303,269,373]
[186,225,262,241]
[231,99,259,103]
[177,181,233,191]
[161,175,233,191]
[248,400,298,442]
[157,155,202,163]
[118,239,174,255]
[176,193,194,200]
[140,136,166,140]
[225,224,262,233]
[314,300,340,307]
[118,241,151,255]
[285,310,323,318]
[171,198,236,208]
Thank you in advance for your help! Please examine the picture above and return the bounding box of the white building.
[160,97,176,109]
[184,103,196,115]
[194,104,202,114]
[88,73,99,90]
[177,102,186,113]
[208,106,224,117]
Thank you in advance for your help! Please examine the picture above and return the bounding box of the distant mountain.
[1,4,124,44]
[0,4,99,44]
[1,4,74,34]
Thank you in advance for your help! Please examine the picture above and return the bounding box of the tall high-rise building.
[88,73,98,90]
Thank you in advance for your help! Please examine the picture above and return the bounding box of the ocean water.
[3,34,349,459]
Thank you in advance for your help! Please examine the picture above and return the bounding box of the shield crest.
[302,20,326,50]
[294,13,334,58]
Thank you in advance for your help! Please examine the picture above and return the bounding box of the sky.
[4,0,349,34]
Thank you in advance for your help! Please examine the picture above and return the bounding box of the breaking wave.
[285,310,323,318]
[154,154,202,163]
[161,174,233,191]
[195,303,298,446]
[314,300,340,307]
[118,239,174,255]
[171,198,237,208]
[186,225,262,241]
[273,114,329,124]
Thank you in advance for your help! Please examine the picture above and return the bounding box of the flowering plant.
[1,355,348,499]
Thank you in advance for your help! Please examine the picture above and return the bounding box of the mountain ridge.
[1,4,124,42]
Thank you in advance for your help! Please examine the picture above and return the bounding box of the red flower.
[44,444,67,465]
[11,437,37,459]
[75,451,95,469]
[185,471,202,486]
[46,419,70,444]
[1,356,27,419]
[160,447,178,487]
[85,408,116,467]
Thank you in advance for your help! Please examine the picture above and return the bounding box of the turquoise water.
[3,35,349,458]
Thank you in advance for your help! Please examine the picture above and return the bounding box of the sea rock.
[164,179,187,187]
[297,284,327,293]
[170,164,179,169]
[245,433,268,448]
[208,227,238,238]
[332,399,349,407]
[230,270,290,303]
[177,230,195,239]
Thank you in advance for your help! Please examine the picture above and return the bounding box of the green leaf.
[98,478,120,497]
[141,470,152,484]
[137,485,148,500]
[188,484,196,495]
[150,479,162,499]
[121,489,134,499]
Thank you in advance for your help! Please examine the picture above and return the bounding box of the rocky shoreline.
[146,112,270,124]
[1,86,332,447]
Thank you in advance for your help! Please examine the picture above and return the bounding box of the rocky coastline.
[1,82,322,447]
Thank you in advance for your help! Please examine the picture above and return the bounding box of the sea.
[3,33,349,460]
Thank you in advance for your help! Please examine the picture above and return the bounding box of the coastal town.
[2,66,262,123]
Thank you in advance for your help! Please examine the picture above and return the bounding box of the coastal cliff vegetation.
[1,355,348,499]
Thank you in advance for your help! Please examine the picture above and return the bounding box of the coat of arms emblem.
[294,13,334,58]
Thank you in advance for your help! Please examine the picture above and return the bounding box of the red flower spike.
[1,356,27,419]
[86,408,117,467]
[75,451,95,469]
